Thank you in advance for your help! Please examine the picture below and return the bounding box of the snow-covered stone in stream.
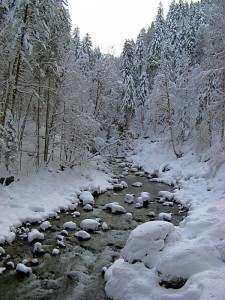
[135,171,145,177]
[113,183,124,190]
[40,220,52,231]
[63,221,77,230]
[140,192,150,201]
[88,183,101,196]
[74,230,91,240]
[134,203,143,208]
[79,191,95,205]
[131,167,138,172]
[147,211,156,218]
[0,247,5,256]
[51,249,60,256]
[120,221,175,268]
[124,194,134,204]
[5,261,15,269]
[102,222,108,231]
[33,242,44,254]
[121,181,128,188]
[68,203,78,211]
[83,204,93,211]
[56,240,66,248]
[103,202,119,210]
[125,212,133,220]
[72,211,80,217]
[112,204,126,213]
[60,230,68,236]
[162,201,174,207]
[0,267,6,274]
[158,212,172,221]
[158,191,174,201]
[22,259,28,265]
[28,229,44,243]
[132,182,142,187]
[80,219,100,231]
[16,263,32,276]
[30,259,39,266]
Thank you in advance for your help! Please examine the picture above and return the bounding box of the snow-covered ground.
[105,139,225,300]
[0,157,112,244]
[0,139,225,299]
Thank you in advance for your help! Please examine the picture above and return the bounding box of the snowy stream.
[0,160,187,300]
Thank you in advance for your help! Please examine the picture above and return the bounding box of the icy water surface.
[0,161,187,300]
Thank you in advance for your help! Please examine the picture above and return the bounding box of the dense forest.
[0,0,224,174]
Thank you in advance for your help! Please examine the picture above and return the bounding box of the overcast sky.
[67,0,193,56]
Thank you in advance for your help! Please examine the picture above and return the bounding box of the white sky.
[67,0,192,56]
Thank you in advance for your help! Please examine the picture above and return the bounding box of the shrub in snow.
[120,221,176,268]
[158,212,172,221]
[63,221,77,230]
[132,182,142,187]
[33,242,44,255]
[51,249,60,256]
[79,191,95,205]
[16,263,32,276]
[83,204,93,211]
[124,194,134,204]
[80,219,100,231]
[156,243,222,289]
[28,229,44,244]
[40,221,52,231]
[74,230,91,240]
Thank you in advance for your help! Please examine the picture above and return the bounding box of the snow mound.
[33,242,44,254]
[80,219,100,231]
[79,191,95,205]
[74,230,91,240]
[121,221,176,268]
[16,263,32,276]
[156,242,222,283]
[28,229,44,243]
[103,202,126,214]
[132,182,142,187]
[124,194,134,204]
[40,220,51,231]
[63,221,77,230]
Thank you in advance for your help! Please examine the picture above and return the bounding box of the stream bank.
[0,159,187,300]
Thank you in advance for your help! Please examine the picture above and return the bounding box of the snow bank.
[105,139,225,300]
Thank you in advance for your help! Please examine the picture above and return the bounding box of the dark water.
[0,162,187,300]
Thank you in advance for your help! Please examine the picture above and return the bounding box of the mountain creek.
[0,159,188,300]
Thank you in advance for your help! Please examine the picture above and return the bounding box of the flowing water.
[0,160,187,300]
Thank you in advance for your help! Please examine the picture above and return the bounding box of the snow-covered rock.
[74,230,91,240]
[132,182,142,187]
[162,201,174,207]
[79,191,95,205]
[158,212,172,221]
[51,249,60,256]
[124,194,134,204]
[113,183,124,190]
[103,202,126,214]
[120,181,128,188]
[63,221,77,230]
[83,204,93,211]
[56,240,66,248]
[120,221,176,268]
[125,212,133,220]
[28,229,44,243]
[40,220,51,231]
[140,192,150,201]
[16,263,32,276]
[33,242,44,255]
[158,191,174,201]
[80,219,100,231]
[0,247,5,256]
[102,222,108,231]
[134,203,143,208]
